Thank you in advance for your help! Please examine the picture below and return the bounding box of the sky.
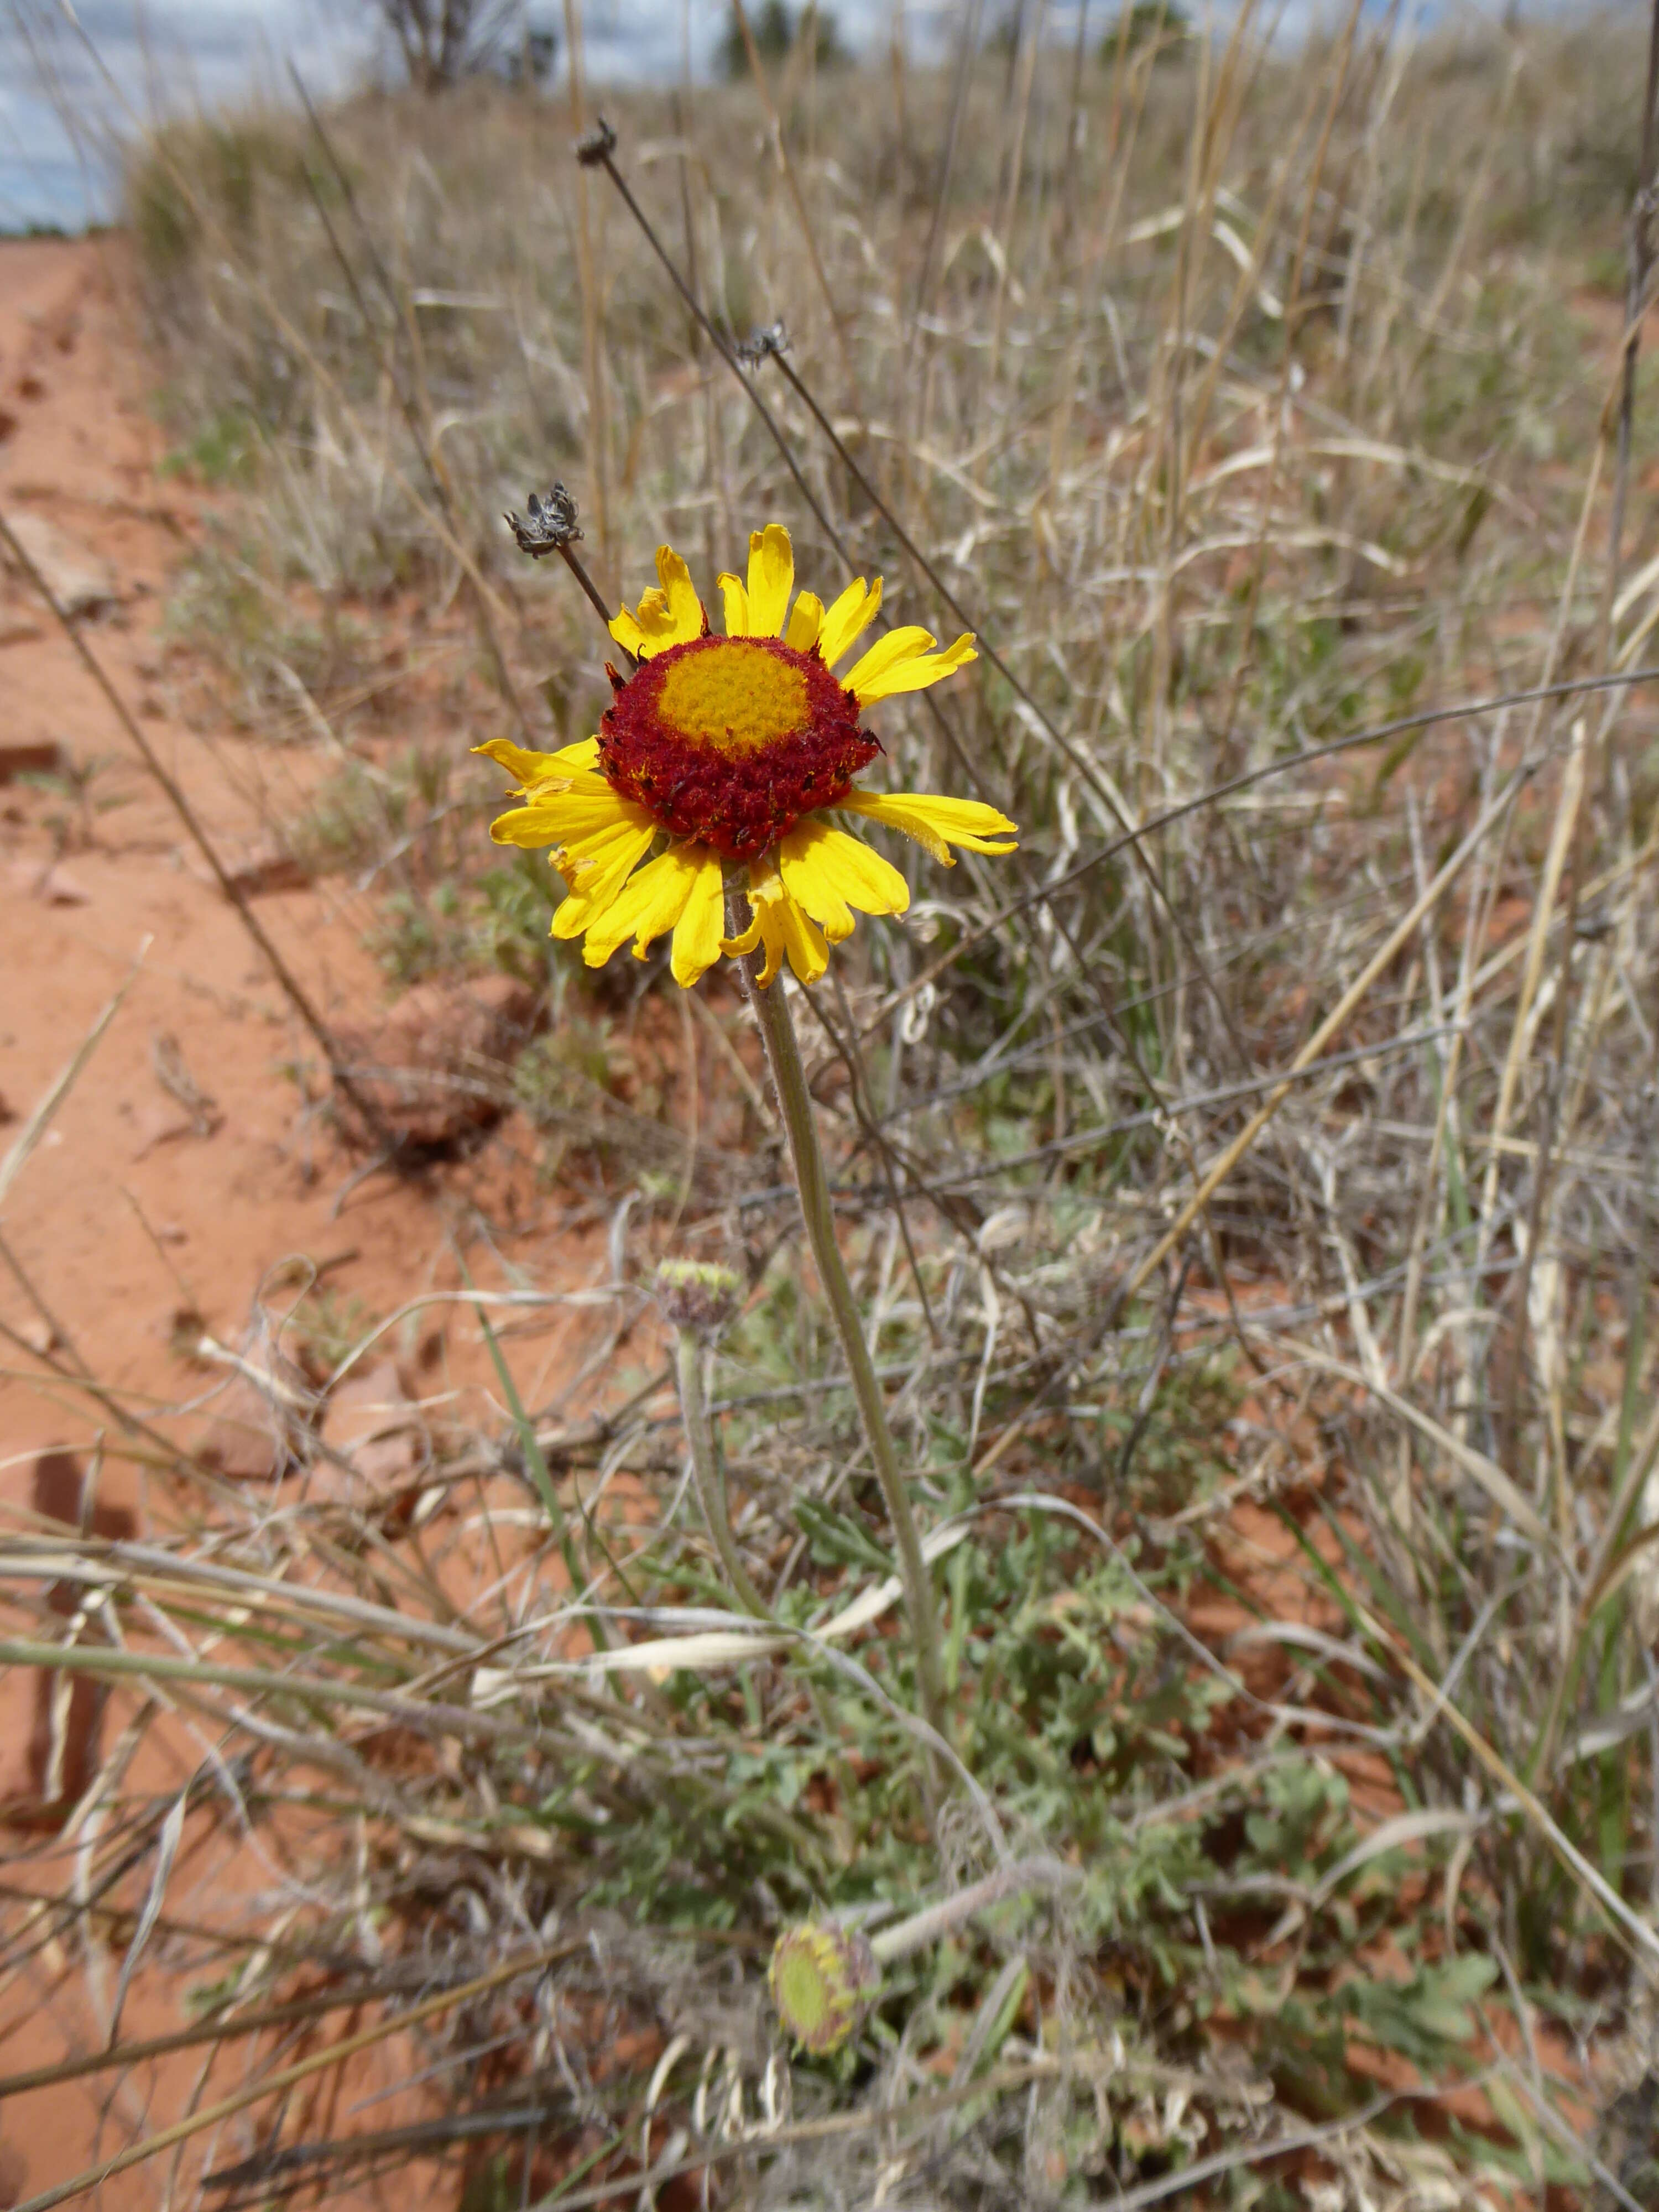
[0,0,971,233]
[2,0,366,230]
[0,0,1597,234]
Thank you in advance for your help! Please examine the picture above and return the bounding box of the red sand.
[0,235,635,2210]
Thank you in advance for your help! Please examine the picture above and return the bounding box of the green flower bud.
[655,1258,742,1335]
[768,1922,880,2055]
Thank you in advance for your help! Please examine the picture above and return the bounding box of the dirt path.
[2,238,450,1455]
[0,236,629,2208]
[0,233,633,1480]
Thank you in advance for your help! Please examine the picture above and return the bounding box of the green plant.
[283,1282,380,1378]
[127,117,325,281]
[367,883,469,985]
[158,406,261,486]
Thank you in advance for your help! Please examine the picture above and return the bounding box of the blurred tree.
[988,0,1028,100]
[1098,0,1190,56]
[506,23,559,85]
[372,0,554,92]
[987,1,1026,58]
[717,1,847,81]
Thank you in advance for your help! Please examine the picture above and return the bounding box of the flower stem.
[866,1857,1078,1965]
[734,945,948,1744]
[671,1324,771,1620]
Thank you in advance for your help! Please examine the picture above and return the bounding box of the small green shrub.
[127,117,321,282]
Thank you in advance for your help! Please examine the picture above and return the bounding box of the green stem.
[734,940,948,1744]
[672,1325,771,1620]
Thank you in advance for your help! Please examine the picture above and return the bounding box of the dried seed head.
[735,320,789,369]
[505,484,582,557]
[655,1259,742,1335]
[769,1922,879,2055]
[575,116,618,166]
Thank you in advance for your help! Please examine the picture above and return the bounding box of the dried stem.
[867,1855,1079,1964]
[672,1324,771,1620]
[0,504,400,1158]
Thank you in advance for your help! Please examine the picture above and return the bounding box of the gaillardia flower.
[477,525,1018,988]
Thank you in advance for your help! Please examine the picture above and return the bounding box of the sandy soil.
[2,239,497,1469]
[0,235,637,2209]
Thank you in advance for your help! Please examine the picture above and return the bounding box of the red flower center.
[598,634,879,860]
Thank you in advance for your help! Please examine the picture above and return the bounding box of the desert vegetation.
[4,2,1659,2204]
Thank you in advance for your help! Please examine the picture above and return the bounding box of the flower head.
[477,525,1017,989]
[769,1921,880,2054]
[655,1258,742,1335]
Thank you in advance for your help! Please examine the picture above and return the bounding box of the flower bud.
[768,1922,880,2055]
[655,1259,742,1335]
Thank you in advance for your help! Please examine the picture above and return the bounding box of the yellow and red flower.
[477,524,1017,988]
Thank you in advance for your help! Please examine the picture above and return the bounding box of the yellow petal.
[777,821,909,944]
[632,588,674,653]
[718,572,751,637]
[722,906,765,959]
[558,806,658,870]
[669,848,727,986]
[546,810,650,911]
[816,576,882,668]
[721,862,777,980]
[550,819,658,937]
[722,860,828,987]
[474,736,560,789]
[784,590,824,653]
[838,789,1018,865]
[774,892,829,984]
[554,791,656,843]
[850,632,978,706]
[746,524,795,638]
[633,588,685,656]
[653,544,705,646]
[613,544,707,660]
[841,625,935,698]
[490,808,552,848]
[488,779,639,851]
[474,735,600,792]
[609,608,648,658]
[581,844,704,969]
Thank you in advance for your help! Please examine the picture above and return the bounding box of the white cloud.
[0,0,374,229]
[1,0,994,227]
[5,0,1616,233]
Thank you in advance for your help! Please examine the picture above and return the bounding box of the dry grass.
[6,5,1659,2205]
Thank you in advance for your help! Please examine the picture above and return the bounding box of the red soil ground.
[0,234,644,2210]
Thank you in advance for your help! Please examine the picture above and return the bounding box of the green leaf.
[795,1497,894,1576]
[1343,1955,1496,2067]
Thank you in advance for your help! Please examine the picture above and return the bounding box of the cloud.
[1,0,377,227]
[0,0,1338,233]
